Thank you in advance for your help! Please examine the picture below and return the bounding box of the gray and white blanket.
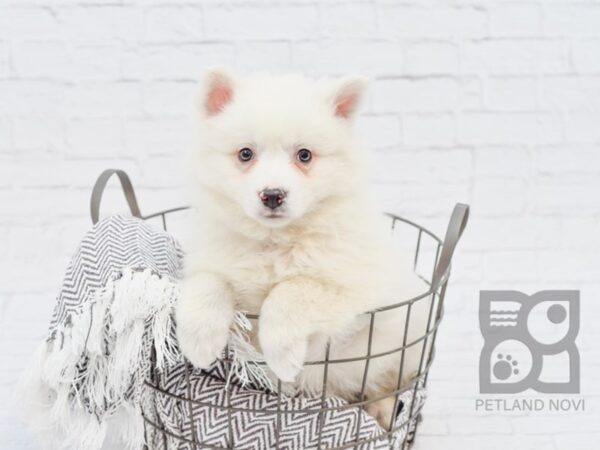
[19,214,424,450]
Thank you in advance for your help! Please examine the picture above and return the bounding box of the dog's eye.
[238,148,254,162]
[296,148,312,163]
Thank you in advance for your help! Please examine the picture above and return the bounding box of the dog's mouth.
[262,211,286,219]
[256,207,291,225]
[251,202,296,227]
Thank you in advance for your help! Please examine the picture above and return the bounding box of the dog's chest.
[228,240,299,312]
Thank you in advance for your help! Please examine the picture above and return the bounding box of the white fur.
[176,69,431,428]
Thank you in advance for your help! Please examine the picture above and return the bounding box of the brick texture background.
[1,1,599,449]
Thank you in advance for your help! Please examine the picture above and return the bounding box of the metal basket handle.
[431,203,470,289]
[90,169,142,224]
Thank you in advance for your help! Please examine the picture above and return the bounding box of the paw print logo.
[479,290,580,394]
[493,354,519,380]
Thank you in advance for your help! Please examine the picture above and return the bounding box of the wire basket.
[90,169,469,450]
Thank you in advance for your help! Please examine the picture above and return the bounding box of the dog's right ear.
[199,67,235,116]
[329,76,368,121]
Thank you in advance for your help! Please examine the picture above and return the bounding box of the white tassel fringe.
[18,267,270,450]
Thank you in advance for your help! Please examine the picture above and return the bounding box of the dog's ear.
[199,67,235,116]
[330,76,368,120]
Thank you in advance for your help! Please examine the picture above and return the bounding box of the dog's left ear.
[199,67,236,117]
[330,76,368,120]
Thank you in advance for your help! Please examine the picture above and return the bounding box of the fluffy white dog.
[176,68,431,428]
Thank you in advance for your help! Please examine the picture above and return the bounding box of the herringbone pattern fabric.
[49,214,183,333]
[143,360,423,449]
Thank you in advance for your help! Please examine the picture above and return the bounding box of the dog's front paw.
[259,327,308,383]
[258,303,308,382]
[175,277,234,369]
[176,313,231,369]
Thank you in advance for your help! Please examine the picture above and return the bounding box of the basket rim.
[90,169,468,314]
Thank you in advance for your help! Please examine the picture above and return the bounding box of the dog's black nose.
[259,188,286,210]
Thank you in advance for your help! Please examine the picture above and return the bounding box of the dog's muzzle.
[259,188,286,210]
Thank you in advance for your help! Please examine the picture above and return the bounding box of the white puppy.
[176,68,431,428]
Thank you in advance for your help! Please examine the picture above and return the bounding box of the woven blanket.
[19,214,424,450]
[143,363,423,450]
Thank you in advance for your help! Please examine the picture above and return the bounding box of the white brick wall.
[1,1,599,448]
